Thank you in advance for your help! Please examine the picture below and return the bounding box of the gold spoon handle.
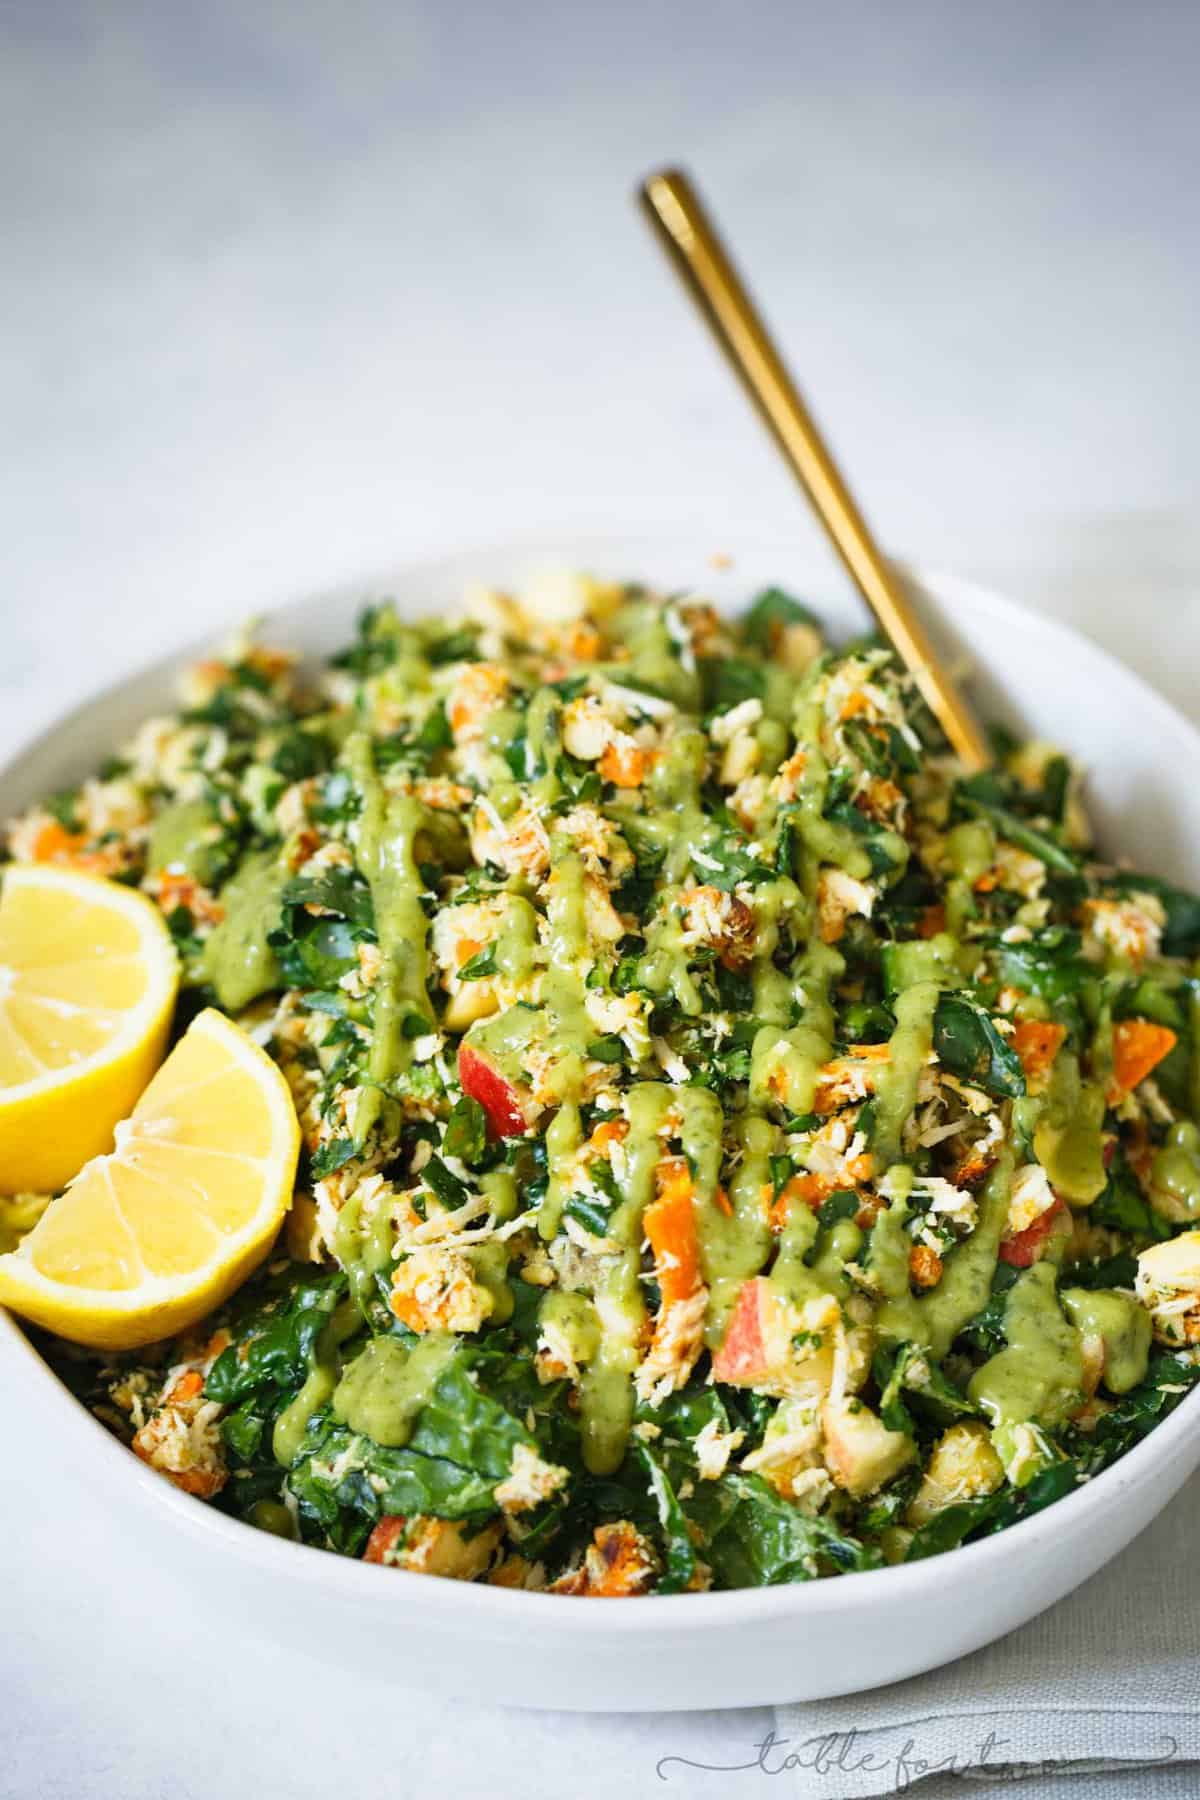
[640,166,990,773]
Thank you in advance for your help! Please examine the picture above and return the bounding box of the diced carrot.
[455,937,484,967]
[568,623,604,660]
[645,1158,701,1307]
[767,1172,830,1232]
[713,1185,733,1219]
[812,1043,890,1115]
[152,871,225,926]
[1011,1020,1067,1083]
[364,1516,407,1564]
[588,1118,629,1153]
[389,1291,426,1333]
[29,817,128,877]
[599,741,652,788]
[1111,1019,1178,1095]
[168,1369,205,1403]
[30,819,87,862]
[585,1523,656,1596]
[838,691,872,721]
[551,1522,657,1596]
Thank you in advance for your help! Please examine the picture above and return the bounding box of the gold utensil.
[639,166,990,772]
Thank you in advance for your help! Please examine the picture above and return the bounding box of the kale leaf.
[933,994,1026,1098]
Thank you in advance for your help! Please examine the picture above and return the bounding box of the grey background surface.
[2,3,1199,1796]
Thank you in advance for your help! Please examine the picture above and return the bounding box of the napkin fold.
[774,1472,1200,1800]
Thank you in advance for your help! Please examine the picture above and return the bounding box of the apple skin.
[457,1041,540,1137]
[999,1194,1068,1267]
[711,1277,789,1387]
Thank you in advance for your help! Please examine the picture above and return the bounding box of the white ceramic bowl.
[4,535,1200,1712]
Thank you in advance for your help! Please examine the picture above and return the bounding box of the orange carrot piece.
[166,1369,205,1404]
[1011,1020,1067,1083]
[599,741,651,788]
[767,1172,830,1232]
[645,1158,701,1305]
[839,690,872,721]
[588,1118,629,1153]
[30,819,87,862]
[1112,1019,1177,1094]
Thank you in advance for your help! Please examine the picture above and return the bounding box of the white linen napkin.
[773,1472,1200,1799]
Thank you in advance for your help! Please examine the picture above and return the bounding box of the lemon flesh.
[0,864,180,1193]
[0,1008,301,1349]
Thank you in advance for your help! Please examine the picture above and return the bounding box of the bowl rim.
[3,535,1199,1628]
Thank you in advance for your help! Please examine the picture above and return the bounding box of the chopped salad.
[11,572,1200,1593]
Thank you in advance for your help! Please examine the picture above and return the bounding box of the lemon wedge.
[0,863,180,1193]
[0,1007,300,1349]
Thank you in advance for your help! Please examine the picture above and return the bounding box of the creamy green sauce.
[875,1153,1013,1358]
[490,896,538,983]
[649,723,716,883]
[539,846,593,1098]
[773,1201,862,1311]
[479,1168,518,1220]
[1031,1052,1107,1202]
[749,878,808,1024]
[1151,1120,1200,1221]
[1189,987,1200,1121]
[146,797,223,883]
[969,1261,1085,1430]
[346,731,432,1141]
[332,1332,457,1447]
[471,844,597,1106]
[701,1114,774,1337]
[202,847,289,1011]
[639,886,706,1016]
[468,1239,515,1324]
[1060,1286,1151,1393]
[333,1185,396,1307]
[944,820,994,886]
[873,980,939,1169]
[272,1297,362,1466]
[605,599,701,711]
[942,819,994,933]
[537,1100,582,1243]
[578,1082,666,1473]
[750,942,843,1114]
[540,1289,602,1364]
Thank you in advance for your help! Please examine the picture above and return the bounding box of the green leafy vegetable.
[933,994,1026,1098]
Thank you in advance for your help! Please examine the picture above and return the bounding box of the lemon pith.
[0,1008,301,1350]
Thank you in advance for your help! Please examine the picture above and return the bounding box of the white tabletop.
[3,3,1199,1796]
